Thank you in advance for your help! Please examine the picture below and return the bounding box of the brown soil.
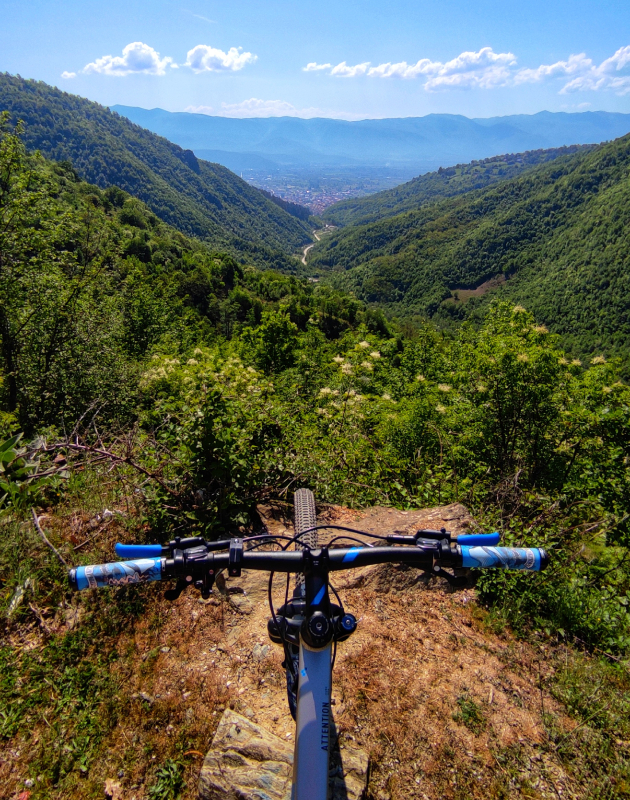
[448,275,506,304]
[5,502,579,799]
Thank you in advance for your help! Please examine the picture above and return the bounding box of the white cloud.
[330,61,371,78]
[305,44,630,95]
[559,45,630,95]
[504,45,630,95]
[185,99,364,120]
[305,48,516,89]
[186,105,215,114]
[61,71,76,79]
[218,98,298,116]
[191,13,216,23]
[184,44,256,73]
[83,42,173,76]
[423,48,516,90]
[514,53,592,85]
[303,62,332,72]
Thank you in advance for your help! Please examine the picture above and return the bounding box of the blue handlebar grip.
[68,557,163,590]
[457,532,500,546]
[115,543,163,558]
[460,546,548,571]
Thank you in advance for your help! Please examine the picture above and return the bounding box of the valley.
[2,74,630,800]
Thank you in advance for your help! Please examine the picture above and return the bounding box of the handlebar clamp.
[228,538,244,578]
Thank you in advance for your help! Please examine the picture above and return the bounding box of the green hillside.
[310,135,630,362]
[0,121,364,434]
[322,145,593,227]
[0,73,311,268]
[3,107,630,800]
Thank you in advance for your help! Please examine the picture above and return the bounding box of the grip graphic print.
[460,546,543,571]
[71,558,163,590]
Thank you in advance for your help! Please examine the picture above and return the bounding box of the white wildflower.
[333,355,344,364]
[319,387,332,395]
[361,361,374,370]
[382,393,392,401]
[436,404,446,413]
[370,351,381,359]
[416,374,425,382]
[591,355,606,365]
[571,359,582,367]
[438,383,451,392]
[187,358,198,366]
[358,341,370,348]
[517,353,529,363]
[341,363,353,375]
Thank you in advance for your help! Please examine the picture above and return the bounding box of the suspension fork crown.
[301,548,334,649]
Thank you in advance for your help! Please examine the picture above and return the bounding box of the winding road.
[301,230,321,265]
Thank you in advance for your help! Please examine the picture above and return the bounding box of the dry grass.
[3,499,629,799]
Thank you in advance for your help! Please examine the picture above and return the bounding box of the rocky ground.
[5,502,585,799]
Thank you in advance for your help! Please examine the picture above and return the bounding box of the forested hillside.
[2,111,630,799]
[310,134,630,362]
[322,145,593,227]
[0,74,311,268]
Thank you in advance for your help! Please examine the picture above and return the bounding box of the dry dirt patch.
[105,502,574,799]
[5,502,576,800]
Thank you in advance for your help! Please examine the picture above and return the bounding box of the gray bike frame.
[292,640,333,800]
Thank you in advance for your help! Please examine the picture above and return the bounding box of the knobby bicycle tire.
[286,488,317,719]
[294,487,318,592]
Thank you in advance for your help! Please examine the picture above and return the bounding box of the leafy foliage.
[2,119,630,657]
[311,134,630,365]
[2,114,630,800]
[0,433,65,510]
[148,760,185,800]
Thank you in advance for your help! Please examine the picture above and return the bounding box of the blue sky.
[2,0,630,119]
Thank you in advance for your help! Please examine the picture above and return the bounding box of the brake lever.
[432,566,470,588]
[164,578,189,601]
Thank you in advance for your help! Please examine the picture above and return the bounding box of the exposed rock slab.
[199,710,368,800]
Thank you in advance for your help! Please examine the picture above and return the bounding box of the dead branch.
[31,508,69,568]
[49,441,181,498]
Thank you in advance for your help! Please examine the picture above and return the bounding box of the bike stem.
[283,548,351,800]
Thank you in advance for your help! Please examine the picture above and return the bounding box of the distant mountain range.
[0,75,311,268]
[112,105,630,174]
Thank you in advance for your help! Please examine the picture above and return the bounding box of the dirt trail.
[106,502,578,800]
[301,230,321,265]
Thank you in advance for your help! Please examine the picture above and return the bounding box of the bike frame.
[293,641,333,800]
[69,529,548,800]
[288,546,335,800]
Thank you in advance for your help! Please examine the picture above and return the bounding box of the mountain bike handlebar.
[112,531,501,560]
[68,542,548,591]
